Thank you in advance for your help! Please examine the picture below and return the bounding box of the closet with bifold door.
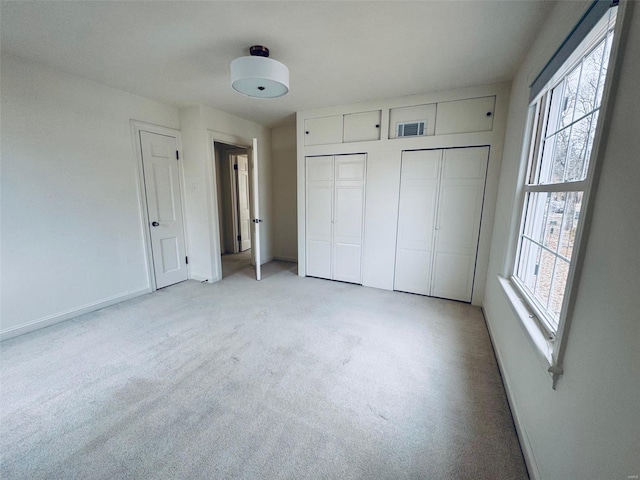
[394,146,489,302]
[305,154,366,284]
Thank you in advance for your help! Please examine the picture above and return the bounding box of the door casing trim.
[208,131,253,282]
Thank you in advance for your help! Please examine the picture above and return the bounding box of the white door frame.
[228,152,240,254]
[131,120,188,292]
[226,149,249,254]
[207,131,257,283]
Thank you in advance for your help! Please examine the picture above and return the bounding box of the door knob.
[152,221,159,227]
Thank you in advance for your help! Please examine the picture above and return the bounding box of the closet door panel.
[334,187,364,238]
[436,184,485,251]
[306,184,332,279]
[333,155,365,284]
[394,149,441,295]
[335,157,366,181]
[394,249,432,295]
[334,244,363,283]
[431,147,488,302]
[334,186,364,283]
[431,253,475,302]
[306,156,334,279]
[307,240,332,279]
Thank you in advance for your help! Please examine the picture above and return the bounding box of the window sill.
[497,275,555,375]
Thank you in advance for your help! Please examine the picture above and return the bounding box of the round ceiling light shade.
[230,46,289,99]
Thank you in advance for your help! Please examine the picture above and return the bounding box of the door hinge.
[234,163,238,170]
[176,151,179,160]
[237,235,241,241]
[185,256,188,265]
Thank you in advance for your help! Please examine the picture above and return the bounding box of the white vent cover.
[397,121,426,137]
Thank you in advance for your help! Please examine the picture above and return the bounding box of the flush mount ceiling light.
[230,45,289,99]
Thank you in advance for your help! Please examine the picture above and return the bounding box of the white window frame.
[501,1,626,388]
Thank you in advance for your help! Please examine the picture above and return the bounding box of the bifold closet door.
[394,150,441,295]
[305,154,365,284]
[431,147,488,301]
[333,154,366,283]
[394,146,488,302]
[305,156,334,279]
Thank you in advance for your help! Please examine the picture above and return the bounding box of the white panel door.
[236,155,252,252]
[333,154,366,283]
[140,130,188,289]
[306,156,334,279]
[394,149,441,295]
[431,147,489,302]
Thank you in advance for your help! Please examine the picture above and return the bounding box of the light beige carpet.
[0,258,527,479]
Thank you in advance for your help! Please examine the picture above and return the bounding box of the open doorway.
[214,141,253,278]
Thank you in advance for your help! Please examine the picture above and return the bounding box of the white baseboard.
[482,307,541,480]
[0,288,151,341]
[272,255,297,263]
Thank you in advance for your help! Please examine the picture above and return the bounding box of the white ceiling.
[1,1,554,127]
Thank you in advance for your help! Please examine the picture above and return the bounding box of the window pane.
[558,191,583,259]
[534,249,555,308]
[547,84,565,136]
[560,66,581,128]
[517,237,541,293]
[538,128,569,185]
[596,31,614,108]
[523,192,549,243]
[565,113,595,182]
[549,258,570,324]
[574,40,605,119]
[585,109,599,174]
[544,192,564,251]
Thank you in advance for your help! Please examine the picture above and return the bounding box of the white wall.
[271,123,298,262]
[483,2,640,479]
[178,105,214,282]
[1,53,180,338]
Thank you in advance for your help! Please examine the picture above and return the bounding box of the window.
[509,2,618,377]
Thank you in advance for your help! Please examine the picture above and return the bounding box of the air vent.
[397,121,426,137]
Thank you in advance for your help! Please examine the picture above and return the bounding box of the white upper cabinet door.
[305,156,334,279]
[343,111,381,143]
[333,154,366,284]
[431,146,489,302]
[304,115,343,146]
[435,96,496,135]
[140,131,188,289]
[394,149,441,295]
